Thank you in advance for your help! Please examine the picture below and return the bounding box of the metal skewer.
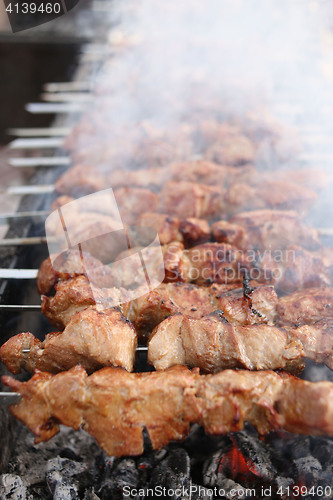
[0,393,21,406]
[0,210,49,222]
[0,304,41,311]
[8,127,71,137]
[41,93,93,103]
[0,236,54,247]
[43,82,91,92]
[26,103,87,114]
[0,185,54,195]
[9,157,69,167]
[9,138,65,150]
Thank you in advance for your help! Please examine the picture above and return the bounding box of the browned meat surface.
[259,245,331,294]
[294,320,333,369]
[49,212,126,264]
[114,187,158,225]
[41,275,130,329]
[159,181,224,219]
[184,243,252,285]
[209,284,278,326]
[226,180,317,217]
[167,160,256,186]
[148,312,305,373]
[37,251,115,296]
[0,307,137,374]
[212,209,320,252]
[137,213,210,247]
[3,366,333,457]
[278,287,333,326]
[197,121,256,165]
[41,273,276,339]
[55,164,107,197]
[128,282,216,339]
[56,161,256,196]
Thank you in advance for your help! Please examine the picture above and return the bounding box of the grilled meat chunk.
[3,366,333,457]
[148,312,305,373]
[213,210,320,252]
[137,213,210,247]
[197,121,256,165]
[127,282,216,339]
[41,275,131,330]
[159,181,224,219]
[209,283,278,326]
[259,245,331,294]
[37,250,115,296]
[0,307,137,374]
[294,320,333,369]
[41,273,276,338]
[55,164,107,197]
[277,287,333,326]
[226,180,317,217]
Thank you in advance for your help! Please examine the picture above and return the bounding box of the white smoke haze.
[65,0,333,223]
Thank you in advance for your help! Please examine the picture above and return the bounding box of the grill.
[1,1,333,499]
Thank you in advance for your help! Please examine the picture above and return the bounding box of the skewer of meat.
[37,237,333,299]
[39,275,278,334]
[0,306,137,374]
[54,171,318,218]
[2,278,332,375]
[2,365,333,457]
[147,312,333,373]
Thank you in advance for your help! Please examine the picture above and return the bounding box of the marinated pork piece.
[40,271,278,337]
[50,212,126,264]
[41,275,131,330]
[127,282,216,339]
[184,242,252,285]
[137,213,210,247]
[259,245,332,294]
[294,320,333,370]
[213,209,320,252]
[277,287,333,326]
[0,307,137,374]
[56,160,256,196]
[37,250,115,296]
[148,312,305,373]
[55,164,107,197]
[226,180,317,217]
[3,366,333,457]
[208,284,278,326]
[159,181,224,219]
[197,121,256,165]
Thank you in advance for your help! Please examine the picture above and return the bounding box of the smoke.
[67,0,333,225]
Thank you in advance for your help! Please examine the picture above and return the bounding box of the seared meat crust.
[148,312,305,373]
[0,307,137,374]
[3,366,333,457]
[277,287,333,326]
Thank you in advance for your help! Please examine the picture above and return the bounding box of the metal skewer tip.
[0,392,21,406]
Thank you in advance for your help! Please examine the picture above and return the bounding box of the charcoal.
[310,437,333,466]
[0,406,17,473]
[45,457,88,499]
[97,458,138,500]
[0,474,26,500]
[147,449,191,500]
[231,430,277,481]
[293,456,322,484]
[83,489,101,500]
[190,484,214,500]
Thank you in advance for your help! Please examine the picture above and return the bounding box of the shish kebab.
[1,270,332,375]
[2,365,333,457]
